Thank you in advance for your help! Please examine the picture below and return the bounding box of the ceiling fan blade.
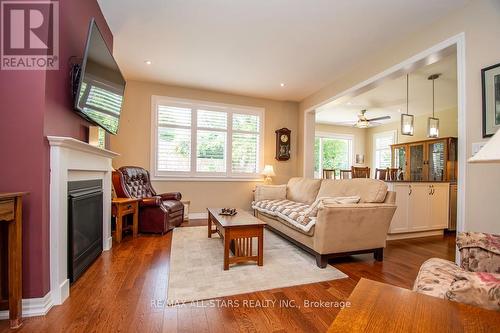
[367,116,391,122]
[321,121,357,127]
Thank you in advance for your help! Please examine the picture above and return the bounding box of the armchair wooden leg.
[374,248,384,261]
[315,254,328,268]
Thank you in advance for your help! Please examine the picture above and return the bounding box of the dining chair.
[374,168,388,180]
[387,168,400,181]
[339,169,352,179]
[322,169,336,179]
[351,166,370,178]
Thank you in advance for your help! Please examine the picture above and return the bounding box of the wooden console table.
[0,192,27,329]
[327,278,499,332]
[111,198,139,243]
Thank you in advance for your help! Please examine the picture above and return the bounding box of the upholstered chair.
[112,166,184,234]
[413,232,500,311]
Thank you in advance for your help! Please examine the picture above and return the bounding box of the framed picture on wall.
[481,62,500,137]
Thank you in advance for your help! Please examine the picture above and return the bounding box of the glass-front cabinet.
[392,145,407,176]
[391,137,457,182]
[428,140,447,181]
[409,143,425,181]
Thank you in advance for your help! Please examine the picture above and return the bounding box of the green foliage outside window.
[314,137,350,175]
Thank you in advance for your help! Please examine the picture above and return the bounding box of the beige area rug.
[167,226,348,303]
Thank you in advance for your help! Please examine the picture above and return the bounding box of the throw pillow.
[254,185,287,202]
[301,196,361,217]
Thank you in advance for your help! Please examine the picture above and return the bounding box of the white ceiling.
[97,0,467,101]
[315,53,458,126]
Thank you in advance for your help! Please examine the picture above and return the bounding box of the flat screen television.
[74,18,125,135]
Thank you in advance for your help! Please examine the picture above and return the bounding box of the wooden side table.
[111,198,139,243]
[0,192,27,329]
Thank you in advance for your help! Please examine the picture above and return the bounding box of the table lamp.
[468,131,500,163]
[262,165,276,184]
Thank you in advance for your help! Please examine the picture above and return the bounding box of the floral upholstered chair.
[413,232,500,311]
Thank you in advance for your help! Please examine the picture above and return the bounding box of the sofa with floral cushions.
[413,232,500,311]
[252,177,397,268]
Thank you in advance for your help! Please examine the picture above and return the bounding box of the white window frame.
[151,95,265,181]
[372,130,397,171]
[314,132,354,178]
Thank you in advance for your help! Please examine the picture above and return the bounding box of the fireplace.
[68,180,103,282]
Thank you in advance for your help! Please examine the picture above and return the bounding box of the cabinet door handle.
[408,185,412,196]
[429,185,435,195]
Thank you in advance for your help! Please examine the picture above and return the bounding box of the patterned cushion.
[414,258,500,311]
[253,196,361,234]
[446,271,500,311]
[252,200,314,233]
[274,201,313,232]
[252,199,301,216]
[413,258,460,299]
[457,232,500,273]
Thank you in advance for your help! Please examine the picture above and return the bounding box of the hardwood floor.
[1,221,456,333]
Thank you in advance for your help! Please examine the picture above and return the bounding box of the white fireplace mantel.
[47,136,119,307]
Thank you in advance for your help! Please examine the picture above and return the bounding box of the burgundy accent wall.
[0,70,49,298]
[0,0,113,298]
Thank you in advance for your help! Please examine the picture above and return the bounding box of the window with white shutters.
[373,131,396,170]
[157,105,192,172]
[232,114,260,174]
[152,96,264,179]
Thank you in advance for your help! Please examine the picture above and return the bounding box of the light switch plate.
[471,142,486,157]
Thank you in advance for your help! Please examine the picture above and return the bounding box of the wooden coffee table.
[327,278,499,332]
[207,208,266,270]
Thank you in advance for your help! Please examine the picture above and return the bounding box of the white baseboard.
[0,291,54,319]
[59,279,70,305]
[188,212,208,220]
[104,236,113,251]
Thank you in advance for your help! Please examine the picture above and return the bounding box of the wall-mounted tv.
[74,18,125,135]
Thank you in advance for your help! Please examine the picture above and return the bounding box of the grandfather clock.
[275,128,291,161]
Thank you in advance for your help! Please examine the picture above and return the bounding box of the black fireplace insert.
[68,179,103,283]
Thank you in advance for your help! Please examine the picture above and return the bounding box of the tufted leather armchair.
[112,166,184,234]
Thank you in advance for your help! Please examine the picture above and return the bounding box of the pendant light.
[427,74,441,138]
[401,74,414,136]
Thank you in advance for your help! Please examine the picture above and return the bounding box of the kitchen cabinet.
[391,137,457,182]
[388,182,450,235]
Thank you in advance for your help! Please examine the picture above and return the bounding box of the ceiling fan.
[353,109,391,128]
